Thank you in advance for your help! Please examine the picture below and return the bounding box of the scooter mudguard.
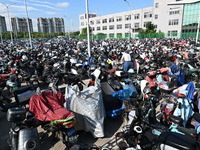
[18,128,40,150]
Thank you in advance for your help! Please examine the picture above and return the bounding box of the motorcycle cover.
[29,91,74,121]
[65,83,105,138]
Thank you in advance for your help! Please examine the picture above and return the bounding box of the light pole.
[0,2,15,44]
[124,0,131,11]
[64,15,71,39]
[85,0,91,58]
[24,0,32,49]
[123,0,132,39]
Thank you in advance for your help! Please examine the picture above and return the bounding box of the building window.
[169,19,179,25]
[169,9,180,15]
[103,26,107,30]
[80,16,84,20]
[117,24,122,29]
[102,19,107,23]
[90,21,94,25]
[96,19,101,24]
[155,14,158,19]
[81,22,84,26]
[125,15,131,21]
[154,25,157,28]
[155,3,159,8]
[134,14,140,19]
[97,26,101,31]
[92,27,95,31]
[144,12,152,18]
[116,16,122,22]
[109,17,114,23]
[134,23,139,28]
[109,25,114,30]
[125,23,131,29]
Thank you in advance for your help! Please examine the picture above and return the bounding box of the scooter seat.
[13,86,31,95]
[159,132,199,150]
[169,115,183,125]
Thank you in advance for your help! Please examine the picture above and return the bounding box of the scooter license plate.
[13,87,18,90]
[68,134,78,144]
[67,128,76,136]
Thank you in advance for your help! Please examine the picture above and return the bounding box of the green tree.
[145,22,156,33]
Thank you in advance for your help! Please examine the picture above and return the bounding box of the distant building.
[37,17,65,33]
[0,15,7,32]
[79,0,200,38]
[11,17,33,32]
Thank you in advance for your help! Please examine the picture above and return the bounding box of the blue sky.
[0,0,154,32]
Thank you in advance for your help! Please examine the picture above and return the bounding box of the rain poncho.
[173,90,194,127]
[168,65,185,86]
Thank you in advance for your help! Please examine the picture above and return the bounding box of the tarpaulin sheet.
[29,91,74,121]
[65,84,105,138]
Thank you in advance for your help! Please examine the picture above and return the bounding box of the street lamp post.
[64,15,71,39]
[0,2,15,44]
[24,0,32,49]
[124,0,131,11]
[85,0,91,58]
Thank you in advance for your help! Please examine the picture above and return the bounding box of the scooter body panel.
[18,128,40,150]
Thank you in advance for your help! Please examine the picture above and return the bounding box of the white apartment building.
[37,17,65,33]
[11,17,33,32]
[79,0,200,38]
[0,15,7,32]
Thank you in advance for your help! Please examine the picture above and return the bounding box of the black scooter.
[0,86,35,112]
[7,107,40,150]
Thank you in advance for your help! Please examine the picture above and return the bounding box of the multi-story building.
[11,17,33,32]
[79,0,200,38]
[0,15,7,32]
[37,17,65,33]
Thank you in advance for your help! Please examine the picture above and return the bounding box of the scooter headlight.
[25,139,37,150]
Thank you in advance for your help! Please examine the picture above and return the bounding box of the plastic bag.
[65,81,105,138]
[112,88,132,100]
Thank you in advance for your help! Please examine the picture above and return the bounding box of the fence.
[75,32,200,40]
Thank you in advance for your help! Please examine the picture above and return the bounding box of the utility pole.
[24,0,33,49]
[0,2,15,44]
[86,0,91,57]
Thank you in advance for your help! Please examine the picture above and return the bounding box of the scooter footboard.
[18,128,40,150]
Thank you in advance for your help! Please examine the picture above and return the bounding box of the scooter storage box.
[17,90,36,103]
[7,107,26,122]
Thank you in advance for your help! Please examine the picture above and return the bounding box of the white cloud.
[56,2,69,8]
[32,3,60,10]
[45,11,57,15]
[11,5,42,11]
[29,0,54,5]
